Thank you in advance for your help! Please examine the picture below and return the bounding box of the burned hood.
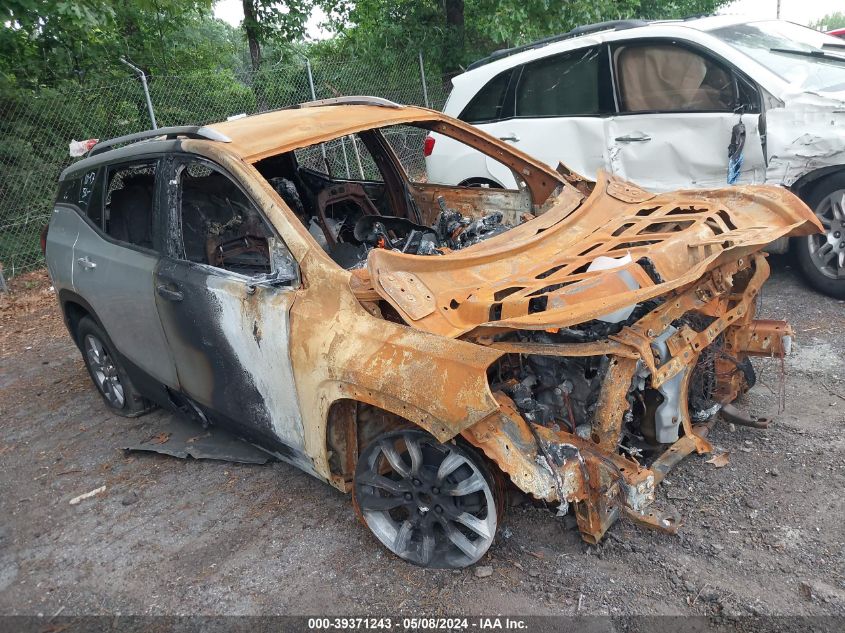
[366,172,821,338]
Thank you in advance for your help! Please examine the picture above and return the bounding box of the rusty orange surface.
[365,172,821,337]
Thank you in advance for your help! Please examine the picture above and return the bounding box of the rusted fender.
[461,395,652,509]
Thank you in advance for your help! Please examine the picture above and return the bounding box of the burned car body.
[45,98,821,567]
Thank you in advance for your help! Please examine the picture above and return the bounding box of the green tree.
[810,12,845,31]
[241,0,314,71]
[0,0,241,88]
[320,0,732,73]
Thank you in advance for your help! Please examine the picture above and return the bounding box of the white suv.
[426,16,845,298]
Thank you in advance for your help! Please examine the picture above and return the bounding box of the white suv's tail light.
[423,135,435,157]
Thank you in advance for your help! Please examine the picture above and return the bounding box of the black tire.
[76,316,152,417]
[794,172,845,299]
[457,178,503,189]
[352,429,501,569]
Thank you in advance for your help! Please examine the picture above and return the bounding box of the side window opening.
[515,47,612,117]
[104,162,156,249]
[253,122,550,272]
[383,123,523,190]
[459,68,514,123]
[615,44,737,112]
[178,160,273,277]
[294,134,384,183]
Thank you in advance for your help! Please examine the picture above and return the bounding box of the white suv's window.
[615,44,735,112]
[515,47,610,117]
[459,68,515,123]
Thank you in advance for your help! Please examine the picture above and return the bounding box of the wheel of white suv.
[353,429,500,569]
[795,172,845,299]
[76,316,152,417]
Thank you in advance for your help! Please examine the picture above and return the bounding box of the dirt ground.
[0,258,843,619]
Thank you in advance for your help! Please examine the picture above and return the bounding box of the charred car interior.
[249,123,533,271]
[47,99,822,568]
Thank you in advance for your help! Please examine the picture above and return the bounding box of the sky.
[212,0,844,33]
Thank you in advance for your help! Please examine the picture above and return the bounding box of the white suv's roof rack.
[465,19,649,71]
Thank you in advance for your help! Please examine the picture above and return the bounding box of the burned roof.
[206,103,447,163]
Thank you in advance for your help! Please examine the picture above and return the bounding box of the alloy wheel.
[354,430,497,568]
[808,188,845,280]
[84,333,125,408]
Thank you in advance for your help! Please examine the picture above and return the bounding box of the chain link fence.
[0,53,448,278]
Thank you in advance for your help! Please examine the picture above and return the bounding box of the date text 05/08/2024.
[307,617,528,631]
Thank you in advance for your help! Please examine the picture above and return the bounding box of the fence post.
[121,58,157,129]
[418,51,430,109]
[301,56,331,171]
[305,57,317,101]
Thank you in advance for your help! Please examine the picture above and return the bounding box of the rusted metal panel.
[728,319,794,357]
[366,172,821,338]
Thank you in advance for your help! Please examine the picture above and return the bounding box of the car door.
[153,155,307,459]
[476,45,613,182]
[71,159,179,389]
[607,40,766,190]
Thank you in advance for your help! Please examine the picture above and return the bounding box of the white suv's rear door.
[432,45,612,186]
[488,45,613,180]
[607,40,766,190]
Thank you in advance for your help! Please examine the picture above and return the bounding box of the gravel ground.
[0,257,843,619]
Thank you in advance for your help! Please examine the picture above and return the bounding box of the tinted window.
[459,68,514,123]
[80,168,103,226]
[56,178,79,205]
[104,162,156,249]
[515,47,611,117]
[615,43,736,112]
[178,160,272,276]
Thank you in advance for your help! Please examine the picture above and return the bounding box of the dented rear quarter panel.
[765,91,845,186]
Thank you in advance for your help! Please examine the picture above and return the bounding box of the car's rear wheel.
[353,429,499,568]
[795,173,845,299]
[76,316,151,417]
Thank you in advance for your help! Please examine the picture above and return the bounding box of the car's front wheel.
[795,173,845,299]
[76,316,151,417]
[353,429,499,568]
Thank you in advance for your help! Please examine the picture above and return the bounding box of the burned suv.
[45,97,819,568]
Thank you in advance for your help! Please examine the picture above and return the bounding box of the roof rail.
[290,95,402,109]
[465,19,649,71]
[87,125,231,157]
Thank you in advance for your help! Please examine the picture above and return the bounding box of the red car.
[828,27,845,38]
